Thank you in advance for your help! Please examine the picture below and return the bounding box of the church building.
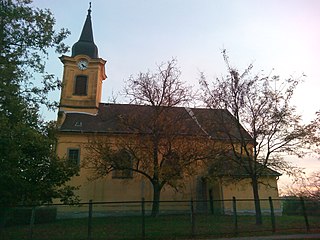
[56,6,281,215]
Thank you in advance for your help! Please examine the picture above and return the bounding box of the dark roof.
[71,7,98,58]
[207,157,282,177]
[59,103,252,141]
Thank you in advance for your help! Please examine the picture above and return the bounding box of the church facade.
[56,7,281,214]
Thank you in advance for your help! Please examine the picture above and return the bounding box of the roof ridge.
[99,102,224,111]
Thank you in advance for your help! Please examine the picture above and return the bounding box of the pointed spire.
[72,2,98,58]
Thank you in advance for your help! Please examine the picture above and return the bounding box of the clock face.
[78,60,88,70]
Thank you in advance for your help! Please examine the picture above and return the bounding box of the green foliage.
[282,197,320,216]
[0,110,80,205]
[282,197,303,216]
[0,0,70,108]
[4,206,57,226]
[0,0,78,205]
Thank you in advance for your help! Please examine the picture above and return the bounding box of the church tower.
[58,4,106,116]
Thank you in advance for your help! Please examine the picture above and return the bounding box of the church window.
[112,149,133,179]
[74,75,88,95]
[68,148,80,165]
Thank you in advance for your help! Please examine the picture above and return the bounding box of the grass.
[1,214,319,240]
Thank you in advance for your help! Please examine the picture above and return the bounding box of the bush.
[282,197,301,215]
[3,206,57,226]
[304,200,320,216]
[282,197,320,216]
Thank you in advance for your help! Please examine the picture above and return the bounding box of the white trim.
[63,111,98,116]
[184,107,211,139]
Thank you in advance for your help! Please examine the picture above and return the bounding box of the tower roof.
[72,3,98,58]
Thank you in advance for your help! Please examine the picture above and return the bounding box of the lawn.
[1,214,319,240]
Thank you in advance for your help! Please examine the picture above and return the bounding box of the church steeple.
[72,3,98,58]
[58,2,106,118]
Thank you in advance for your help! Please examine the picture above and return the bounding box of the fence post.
[0,207,9,236]
[300,197,310,232]
[209,189,214,215]
[141,198,145,239]
[190,198,195,237]
[29,206,36,240]
[232,197,238,236]
[87,200,93,240]
[268,197,276,233]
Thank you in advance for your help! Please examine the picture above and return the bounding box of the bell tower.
[58,3,106,116]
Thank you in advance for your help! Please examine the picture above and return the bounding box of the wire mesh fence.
[1,197,319,240]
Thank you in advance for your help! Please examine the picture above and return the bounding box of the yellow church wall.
[56,132,281,215]
[56,132,198,205]
[221,177,281,215]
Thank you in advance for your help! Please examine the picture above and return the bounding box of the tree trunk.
[252,176,262,225]
[151,183,161,217]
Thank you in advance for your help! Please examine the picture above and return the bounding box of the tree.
[281,171,320,216]
[1,0,69,108]
[0,111,79,205]
[283,171,320,200]
[199,50,307,224]
[84,59,212,216]
[0,0,78,205]
[306,111,320,153]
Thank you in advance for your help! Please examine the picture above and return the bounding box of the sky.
[31,0,320,189]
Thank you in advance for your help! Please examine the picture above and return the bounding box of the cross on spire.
[88,2,92,14]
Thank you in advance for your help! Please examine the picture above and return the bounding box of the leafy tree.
[0,0,78,205]
[199,50,307,224]
[85,59,213,216]
[0,108,79,205]
[0,0,69,107]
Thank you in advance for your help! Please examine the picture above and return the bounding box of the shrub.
[282,197,320,216]
[282,197,301,215]
[4,206,57,226]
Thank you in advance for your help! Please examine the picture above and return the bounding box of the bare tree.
[282,171,320,200]
[124,58,192,107]
[84,59,213,216]
[306,111,320,154]
[199,50,307,224]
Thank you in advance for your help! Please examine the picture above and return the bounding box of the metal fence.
[1,197,319,240]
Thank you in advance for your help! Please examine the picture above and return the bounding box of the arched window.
[74,75,88,96]
[112,149,133,179]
